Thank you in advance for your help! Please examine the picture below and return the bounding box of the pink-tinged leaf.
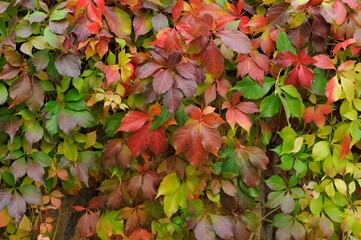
[236,102,260,114]
[175,63,196,80]
[215,30,252,54]
[246,147,269,170]
[102,139,133,169]
[343,0,357,9]
[104,65,120,85]
[298,48,316,65]
[273,51,298,67]
[340,134,351,159]
[333,0,346,25]
[76,211,99,238]
[26,81,44,112]
[142,172,161,200]
[194,216,216,240]
[55,54,81,78]
[152,13,169,32]
[202,113,225,128]
[163,86,182,114]
[8,192,26,224]
[11,158,26,182]
[129,228,152,240]
[313,54,335,69]
[9,73,31,108]
[73,206,86,212]
[117,111,150,132]
[291,220,305,240]
[3,116,21,141]
[149,127,168,155]
[319,214,334,237]
[153,69,173,95]
[172,0,184,22]
[128,175,142,197]
[325,77,341,104]
[136,62,163,79]
[103,6,131,37]
[200,125,222,156]
[332,39,356,56]
[70,162,89,187]
[201,41,224,79]
[133,14,151,38]
[210,214,234,239]
[0,190,12,210]
[0,64,21,80]
[297,64,314,88]
[221,180,237,197]
[25,121,43,147]
[87,2,102,25]
[164,29,182,55]
[281,192,295,214]
[57,108,77,135]
[174,75,197,98]
[26,161,45,184]
[0,1,10,14]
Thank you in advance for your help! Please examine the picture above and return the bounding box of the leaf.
[153,69,173,94]
[312,141,330,161]
[26,161,45,184]
[0,82,8,105]
[313,54,335,69]
[201,41,224,78]
[281,192,295,214]
[102,139,133,169]
[8,192,26,224]
[2,116,21,141]
[25,121,44,147]
[273,51,298,67]
[163,86,182,114]
[164,29,182,55]
[209,214,234,239]
[57,108,77,135]
[133,14,152,38]
[325,77,341,104]
[265,175,286,191]
[103,6,132,37]
[136,62,163,79]
[76,211,99,238]
[319,214,334,237]
[116,111,150,132]
[194,216,216,240]
[215,30,252,54]
[18,184,42,205]
[172,0,184,21]
[55,54,81,78]
[152,13,169,32]
[0,209,11,228]
[340,134,351,159]
[276,31,296,54]
[9,73,31,108]
[174,75,197,98]
[11,158,27,181]
[26,81,45,112]
[104,65,120,85]
[157,173,180,197]
[151,107,172,130]
[291,220,305,240]
[259,94,282,117]
[0,190,12,210]
[288,22,310,51]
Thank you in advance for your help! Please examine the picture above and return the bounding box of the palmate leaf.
[102,138,133,169]
[76,211,99,238]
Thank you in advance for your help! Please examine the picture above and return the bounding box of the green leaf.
[44,27,64,49]
[64,89,84,102]
[63,140,78,162]
[276,31,296,54]
[312,141,330,161]
[49,8,68,21]
[0,82,8,105]
[3,172,15,186]
[31,151,52,167]
[294,159,307,178]
[25,121,44,146]
[259,93,282,117]
[311,68,327,95]
[310,196,323,215]
[272,213,293,228]
[164,190,180,218]
[18,184,42,205]
[265,175,286,191]
[156,173,180,197]
[151,107,171,130]
[230,76,275,100]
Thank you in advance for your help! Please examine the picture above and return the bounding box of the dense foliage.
[0,0,361,239]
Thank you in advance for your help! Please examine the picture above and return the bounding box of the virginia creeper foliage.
[0,0,361,239]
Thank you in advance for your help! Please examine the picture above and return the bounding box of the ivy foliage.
[0,0,361,239]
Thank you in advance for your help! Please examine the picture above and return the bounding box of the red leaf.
[288,23,310,51]
[325,77,340,104]
[297,64,314,88]
[215,30,252,54]
[153,69,173,94]
[343,0,357,9]
[149,127,168,155]
[76,211,99,238]
[163,86,182,114]
[103,6,131,37]
[313,54,335,69]
[104,65,120,86]
[87,2,102,25]
[333,0,346,25]
[129,228,151,240]
[303,104,332,127]
[201,41,224,78]
[116,111,150,132]
[0,64,21,80]
[273,51,298,67]
[340,134,351,160]
[164,29,182,55]
[319,214,334,237]
[172,0,184,22]
[136,62,163,79]
[103,139,133,169]
[73,206,86,212]
[8,192,26,224]
[174,75,197,98]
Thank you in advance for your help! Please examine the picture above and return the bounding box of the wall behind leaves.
[0,0,360,239]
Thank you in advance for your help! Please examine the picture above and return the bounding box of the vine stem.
[52,208,62,240]
[261,206,281,222]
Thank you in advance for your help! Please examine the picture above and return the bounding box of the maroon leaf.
[142,172,161,200]
[11,158,27,182]
[0,190,12,210]
[194,216,216,240]
[2,116,21,141]
[209,214,234,239]
[245,146,269,170]
[76,211,99,238]
[9,73,31,108]
[174,75,197,98]
[175,62,196,80]
[266,2,290,28]
[149,127,168,155]
[163,86,182,114]
[70,162,89,187]
[288,22,310,51]
[215,30,252,54]
[239,155,259,187]
[55,54,81,78]
[8,192,26,224]
[136,62,163,79]
[153,69,173,94]
[201,41,224,79]
[26,81,44,112]
[102,139,133,169]
[116,111,150,132]
[57,108,77,135]
[26,161,45,184]
[18,184,42,205]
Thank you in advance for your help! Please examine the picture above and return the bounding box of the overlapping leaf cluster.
[0,0,360,239]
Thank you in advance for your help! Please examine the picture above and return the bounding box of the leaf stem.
[52,208,61,240]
